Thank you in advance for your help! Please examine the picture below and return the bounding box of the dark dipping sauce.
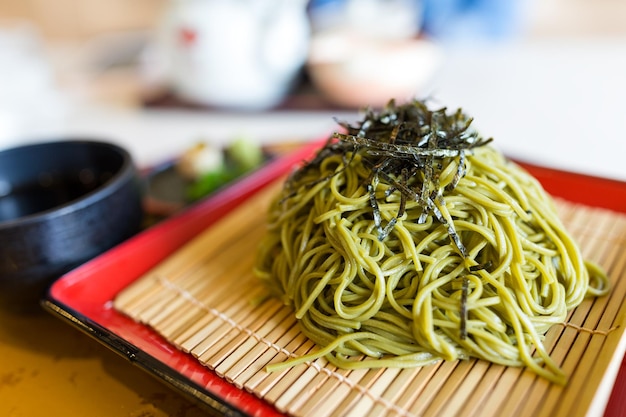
[0,169,110,222]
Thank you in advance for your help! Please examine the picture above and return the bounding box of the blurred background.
[0,0,625,179]
[0,3,625,415]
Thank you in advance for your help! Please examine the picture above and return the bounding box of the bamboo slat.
[114,180,626,417]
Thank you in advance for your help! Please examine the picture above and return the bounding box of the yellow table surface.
[0,308,210,417]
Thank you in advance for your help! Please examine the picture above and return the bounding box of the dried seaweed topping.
[287,99,491,243]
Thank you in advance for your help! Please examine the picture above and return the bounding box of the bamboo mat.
[114,179,626,417]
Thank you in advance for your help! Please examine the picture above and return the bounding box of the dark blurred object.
[143,160,188,219]
[142,70,349,111]
[0,140,143,313]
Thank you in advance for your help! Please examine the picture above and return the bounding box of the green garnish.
[186,137,265,201]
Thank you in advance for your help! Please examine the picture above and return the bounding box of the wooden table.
[0,308,209,416]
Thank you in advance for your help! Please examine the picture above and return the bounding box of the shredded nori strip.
[460,276,470,340]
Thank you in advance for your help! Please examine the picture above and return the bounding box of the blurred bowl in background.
[0,140,143,312]
[307,32,441,108]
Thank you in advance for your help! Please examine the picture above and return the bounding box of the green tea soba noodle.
[254,100,609,384]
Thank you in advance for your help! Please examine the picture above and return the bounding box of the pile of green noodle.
[254,100,609,384]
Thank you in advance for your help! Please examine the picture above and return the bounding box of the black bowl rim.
[0,139,137,229]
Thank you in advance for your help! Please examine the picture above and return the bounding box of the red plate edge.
[44,147,626,417]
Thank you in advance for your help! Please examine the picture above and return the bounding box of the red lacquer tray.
[43,144,626,417]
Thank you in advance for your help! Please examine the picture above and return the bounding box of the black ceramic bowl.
[0,140,143,312]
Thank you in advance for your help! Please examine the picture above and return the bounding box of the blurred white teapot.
[155,0,310,110]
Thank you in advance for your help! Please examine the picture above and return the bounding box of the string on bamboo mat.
[560,322,619,336]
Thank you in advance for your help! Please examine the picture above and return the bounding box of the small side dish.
[144,137,267,219]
